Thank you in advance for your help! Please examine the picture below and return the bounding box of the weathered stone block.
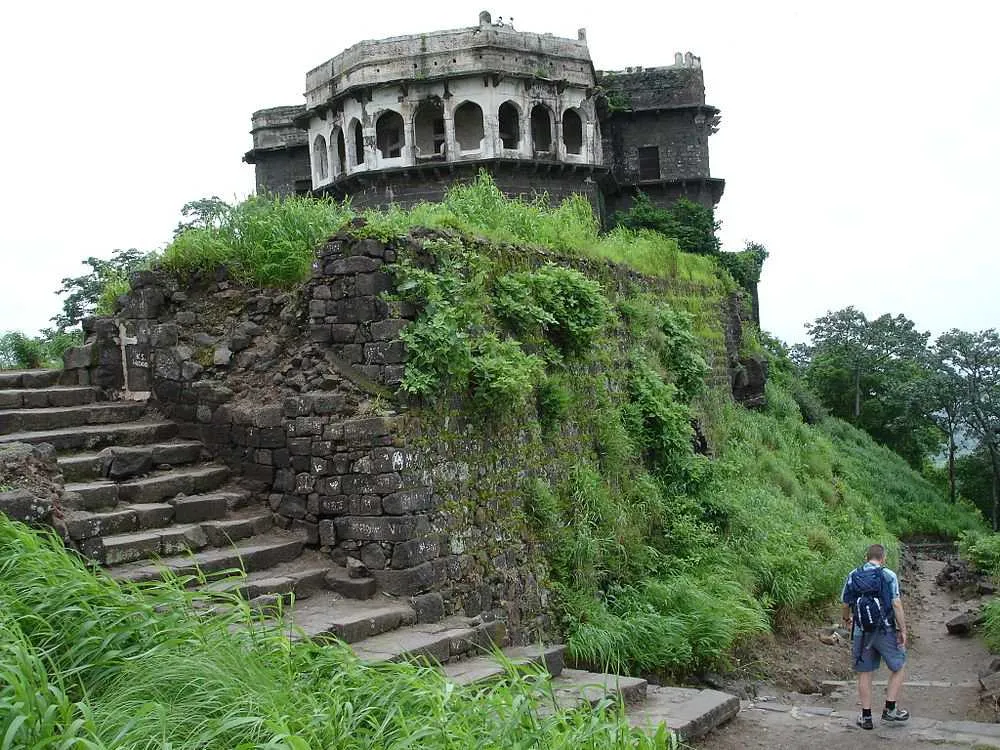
[348,495,382,515]
[0,489,52,524]
[277,494,307,519]
[288,437,312,456]
[318,519,337,546]
[326,256,382,274]
[293,519,319,545]
[63,343,98,370]
[329,324,358,343]
[392,537,440,569]
[342,417,395,443]
[290,417,324,437]
[371,319,410,341]
[361,543,387,570]
[355,272,393,297]
[411,592,445,623]
[334,515,430,542]
[364,341,407,365]
[382,488,434,515]
[374,562,442,596]
[316,476,341,496]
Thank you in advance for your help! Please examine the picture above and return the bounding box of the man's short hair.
[866,543,886,562]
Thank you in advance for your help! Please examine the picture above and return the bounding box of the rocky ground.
[696,548,1000,749]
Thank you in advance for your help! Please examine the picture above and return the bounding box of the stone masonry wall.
[63,228,759,643]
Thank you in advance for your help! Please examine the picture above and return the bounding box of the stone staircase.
[0,368,739,743]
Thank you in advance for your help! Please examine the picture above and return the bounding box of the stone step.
[64,502,176,541]
[441,644,566,686]
[549,669,648,709]
[203,564,331,602]
[0,402,147,435]
[64,465,230,509]
[627,686,740,743]
[0,386,98,410]
[69,505,272,552]
[59,441,204,482]
[81,524,212,566]
[0,370,61,389]
[108,532,307,584]
[350,616,507,664]
[284,596,417,644]
[200,509,273,546]
[0,420,178,452]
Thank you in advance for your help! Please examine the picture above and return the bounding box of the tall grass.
[0,517,668,749]
[161,194,353,286]
[157,174,725,291]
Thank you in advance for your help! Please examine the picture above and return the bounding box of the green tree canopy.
[802,307,935,466]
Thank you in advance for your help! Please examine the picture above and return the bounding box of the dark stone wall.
[250,147,311,197]
[63,230,754,643]
[604,110,711,185]
[597,67,706,110]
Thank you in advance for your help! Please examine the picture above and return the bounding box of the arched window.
[562,109,583,155]
[332,127,346,176]
[530,105,553,154]
[454,101,485,152]
[376,110,405,159]
[414,99,445,159]
[498,101,521,150]
[349,119,364,168]
[313,134,329,180]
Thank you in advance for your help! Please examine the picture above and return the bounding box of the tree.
[936,329,1000,530]
[803,307,934,465]
[924,345,966,504]
[173,196,230,238]
[52,248,148,330]
[613,193,721,255]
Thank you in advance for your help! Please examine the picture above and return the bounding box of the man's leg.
[886,663,905,702]
[857,669,874,710]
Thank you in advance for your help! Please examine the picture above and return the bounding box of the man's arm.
[893,598,907,647]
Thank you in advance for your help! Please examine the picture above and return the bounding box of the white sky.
[1,0,997,344]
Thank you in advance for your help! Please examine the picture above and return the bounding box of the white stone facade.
[307,77,601,189]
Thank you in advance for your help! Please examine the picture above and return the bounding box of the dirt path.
[695,552,998,749]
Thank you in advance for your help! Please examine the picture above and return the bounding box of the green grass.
[154,173,728,293]
[0,517,669,749]
[382,229,981,677]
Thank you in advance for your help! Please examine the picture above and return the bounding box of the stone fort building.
[244,11,724,223]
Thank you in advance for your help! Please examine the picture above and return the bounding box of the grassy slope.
[21,176,980,745]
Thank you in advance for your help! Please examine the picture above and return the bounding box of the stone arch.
[348,118,364,168]
[498,100,521,150]
[530,104,553,155]
[375,110,405,159]
[331,127,346,176]
[313,133,329,181]
[454,101,485,152]
[562,108,584,155]
[413,99,446,159]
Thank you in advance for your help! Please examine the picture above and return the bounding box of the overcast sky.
[1,0,996,344]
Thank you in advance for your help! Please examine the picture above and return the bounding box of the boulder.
[946,612,972,635]
[732,355,768,409]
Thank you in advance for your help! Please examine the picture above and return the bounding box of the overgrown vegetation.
[0,517,667,749]
[389,233,981,677]
[114,174,727,297]
[0,329,82,370]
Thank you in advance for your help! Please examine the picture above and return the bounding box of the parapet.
[597,54,707,111]
[248,106,308,154]
[303,12,595,113]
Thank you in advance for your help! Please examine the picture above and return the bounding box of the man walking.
[841,543,910,730]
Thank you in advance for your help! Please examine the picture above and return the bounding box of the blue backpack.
[845,566,891,632]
